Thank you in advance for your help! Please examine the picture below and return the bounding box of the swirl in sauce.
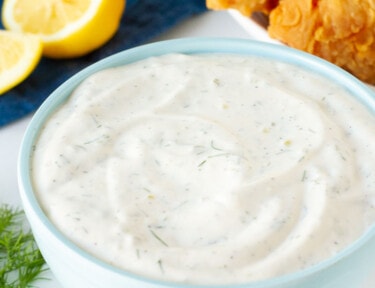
[32,54,375,284]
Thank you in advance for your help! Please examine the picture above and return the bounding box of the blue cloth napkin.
[0,0,207,127]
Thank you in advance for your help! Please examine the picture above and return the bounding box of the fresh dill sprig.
[149,229,169,247]
[0,204,48,288]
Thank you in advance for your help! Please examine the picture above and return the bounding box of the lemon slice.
[2,0,126,59]
[0,30,42,95]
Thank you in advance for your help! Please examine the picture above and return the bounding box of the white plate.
[228,9,279,44]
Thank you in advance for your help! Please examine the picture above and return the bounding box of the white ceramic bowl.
[18,38,375,288]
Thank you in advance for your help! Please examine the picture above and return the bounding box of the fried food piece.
[206,0,279,16]
[268,0,375,84]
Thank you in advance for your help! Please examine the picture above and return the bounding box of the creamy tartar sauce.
[32,54,375,284]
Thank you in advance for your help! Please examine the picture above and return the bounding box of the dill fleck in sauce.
[31,54,375,284]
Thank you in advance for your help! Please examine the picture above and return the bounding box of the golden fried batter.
[268,0,375,84]
[206,0,279,16]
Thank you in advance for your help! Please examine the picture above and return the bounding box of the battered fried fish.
[268,0,375,84]
[206,0,279,16]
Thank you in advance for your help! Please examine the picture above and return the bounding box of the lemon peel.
[0,30,42,95]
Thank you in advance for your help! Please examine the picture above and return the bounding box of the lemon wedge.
[0,30,42,95]
[2,0,126,59]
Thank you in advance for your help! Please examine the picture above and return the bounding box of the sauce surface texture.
[32,54,375,284]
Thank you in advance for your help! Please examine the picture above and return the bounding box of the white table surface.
[1,9,374,288]
[0,10,252,288]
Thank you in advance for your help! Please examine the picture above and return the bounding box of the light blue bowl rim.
[18,37,375,288]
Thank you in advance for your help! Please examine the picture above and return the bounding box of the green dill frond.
[0,205,48,288]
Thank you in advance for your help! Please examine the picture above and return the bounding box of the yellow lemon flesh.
[2,0,126,59]
[0,30,42,95]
